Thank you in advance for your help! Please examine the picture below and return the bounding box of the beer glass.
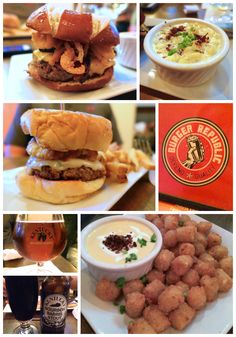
[13,214,67,273]
[5,276,38,334]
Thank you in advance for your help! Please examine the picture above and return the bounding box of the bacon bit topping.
[194,33,209,46]
[166,44,172,51]
[166,25,185,40]
[102,234,137,253]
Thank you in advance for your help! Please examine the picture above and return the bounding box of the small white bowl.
[144,18,229,86]
[81,215,162,281]
[117,32,137,69]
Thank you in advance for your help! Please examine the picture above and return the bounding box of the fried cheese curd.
[94,216,232,333]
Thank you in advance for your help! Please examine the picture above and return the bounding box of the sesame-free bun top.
[21,109,113,152]
[26,4,119,45]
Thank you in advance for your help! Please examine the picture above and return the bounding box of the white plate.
[5,54,136,100]
[3,167,148,211]
[140,25,233,100]
[81,215,233,334]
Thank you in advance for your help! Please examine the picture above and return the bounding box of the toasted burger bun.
[26,5,119,45]
[28,62,114,92]
[16,168,105,204]
[21,108,113,152]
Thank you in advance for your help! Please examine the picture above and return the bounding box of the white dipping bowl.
[81,215,162,281]
[144,18,229,86]
[117,32,137,69]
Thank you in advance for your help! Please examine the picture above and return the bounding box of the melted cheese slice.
[27,156,104,171]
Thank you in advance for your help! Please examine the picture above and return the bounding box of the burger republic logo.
[162,118,229,186]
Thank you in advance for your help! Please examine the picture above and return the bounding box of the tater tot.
[199,252,219,268]
[187,286,207,310]
[176,226,196,243]
[145,214,164,230]
[158,285,184,313]
[207,232,222,248]
[166,270,180,285]
[194,260,216,277]
[178,243,195,256]
[164,230,178,248]
[123,279,145,298]
[208,245,228,261]
[169,303,196,330]
[143,279,165,304]
[197,221,212,235]
[145,214,159,222]
[143,305,171,333]
[125,292,146,318]
[163,215,179,230]
[200,275,219,302]
[128,318,156,334]
[147,269,165,283]
[154,249,175,271]
[179,215,191,223]
[182,269,200,287]
[219,256,233,277]
[216,268,232,292]
[171,255,193,276]
[196,232,207,248]
[194,242,206,256]
[176,281,189,294]
[184,220,197,227]
[95,278,121,301]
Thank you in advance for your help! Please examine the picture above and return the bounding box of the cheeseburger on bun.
[26,5,119,91]
[16,109,112,204]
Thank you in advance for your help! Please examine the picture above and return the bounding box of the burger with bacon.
[16,109,113,204]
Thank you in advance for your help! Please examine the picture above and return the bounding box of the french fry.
[128,148,140,171]
[105,162,129,183]
[135,149,155,170]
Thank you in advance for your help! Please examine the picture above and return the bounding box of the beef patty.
[37,61,74,82]
[31,166,105,181]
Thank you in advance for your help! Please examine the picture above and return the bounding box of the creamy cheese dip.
[86,220,156,265]
[152,22,222,64]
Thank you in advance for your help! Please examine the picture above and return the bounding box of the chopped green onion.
[125,253,138,263]
[140,274,148,285]
[138,238,147,247]
[119,305,126,314]
[150,234,157,243]
[178,220,184,227]
[116,277,126,288]
[168,48,177,56]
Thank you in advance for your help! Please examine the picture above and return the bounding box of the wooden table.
[3,311,77,334]
[4,157,155,211]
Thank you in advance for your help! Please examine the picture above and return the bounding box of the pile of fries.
[100,148,155,183]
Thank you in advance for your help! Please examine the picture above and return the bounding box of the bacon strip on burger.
[16,109,113,204]
[26,5,120,92]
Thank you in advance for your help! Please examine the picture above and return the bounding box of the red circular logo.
[162,118,229,186]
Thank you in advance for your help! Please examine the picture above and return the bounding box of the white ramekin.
[116,32,137,69]
[144,18,229,87]
[81,215,162,281]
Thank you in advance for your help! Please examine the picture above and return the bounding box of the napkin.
[3,249,22,261]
